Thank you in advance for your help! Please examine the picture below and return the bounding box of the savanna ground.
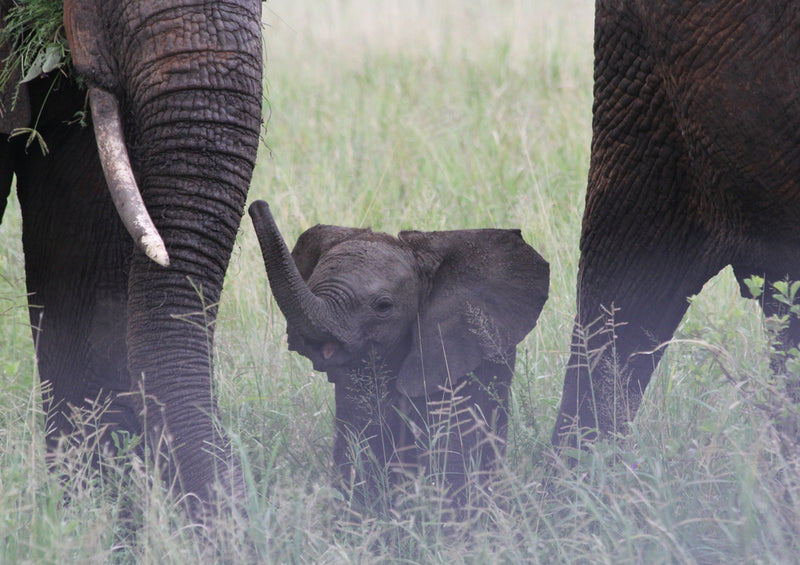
[1,1,799,562]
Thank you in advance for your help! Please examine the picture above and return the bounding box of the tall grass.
[0,0,798,562]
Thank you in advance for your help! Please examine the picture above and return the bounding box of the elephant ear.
[0,2,31,134]
[291,224,372,281]
[396,229,549,398]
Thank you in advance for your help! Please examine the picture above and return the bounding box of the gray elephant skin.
[553,1,800,448]
[0,1,263,510]
[249,200,549,505]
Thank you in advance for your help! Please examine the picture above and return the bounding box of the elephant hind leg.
[553,243,729,449]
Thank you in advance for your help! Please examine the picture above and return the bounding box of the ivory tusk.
[88,87,170,267]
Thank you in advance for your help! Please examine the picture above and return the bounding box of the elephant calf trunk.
[249,200,336,342]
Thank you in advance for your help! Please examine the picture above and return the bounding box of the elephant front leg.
[421,361,512,503]
[332,371,416,509]
[332,417,397,508]
[463,361,513,478]
[13,105,139,459]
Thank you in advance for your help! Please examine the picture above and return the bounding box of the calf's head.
[248,200,550,396]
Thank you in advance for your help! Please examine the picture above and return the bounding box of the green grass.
[1,0,799,562]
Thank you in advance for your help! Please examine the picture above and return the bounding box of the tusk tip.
[139,234,170,267]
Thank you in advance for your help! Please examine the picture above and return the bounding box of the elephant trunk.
[111,0,264,507]
[248,201,338,343]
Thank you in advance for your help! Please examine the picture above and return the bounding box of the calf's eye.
[374,298,394,314]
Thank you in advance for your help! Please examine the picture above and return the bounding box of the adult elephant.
[552,2,800,447]
[0,0,264,511]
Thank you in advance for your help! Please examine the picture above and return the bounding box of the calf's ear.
[291,224,371,281]
[396,229,549,398]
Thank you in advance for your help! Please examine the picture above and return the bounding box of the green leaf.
[20,44,65,83]
[743,276,764,299]
[8,127,48,155]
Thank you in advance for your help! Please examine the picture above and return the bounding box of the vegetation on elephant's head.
[0,0,68,95]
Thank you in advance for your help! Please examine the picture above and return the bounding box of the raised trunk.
[248,200,335,342]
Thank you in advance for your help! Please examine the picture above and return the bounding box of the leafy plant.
[0,0,68,94]
[8,125,48,153]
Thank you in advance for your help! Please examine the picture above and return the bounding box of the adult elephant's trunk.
[67,0,265,508]
[248,201,337,342]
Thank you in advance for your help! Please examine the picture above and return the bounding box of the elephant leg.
[333,370,414,509]
[12,80,138,458]
[554,234,728,448]
[419,357,512,502]
[458,359,512,480]
[332,414,379,505]
[551,3,729,447]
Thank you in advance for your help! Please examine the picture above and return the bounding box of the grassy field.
[1,0,800,562]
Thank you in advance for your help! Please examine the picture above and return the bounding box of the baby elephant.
[249,200,549,506]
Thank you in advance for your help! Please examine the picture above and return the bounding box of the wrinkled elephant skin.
[0,0,264,513]
[553,1,800,448]
[249,200,549,506]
